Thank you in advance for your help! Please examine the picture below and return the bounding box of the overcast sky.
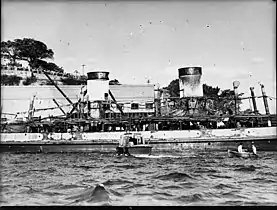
[2,0,276,113]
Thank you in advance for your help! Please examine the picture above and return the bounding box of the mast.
[250,87,258,114]
[28,94,36,121]
[260,83,270,115]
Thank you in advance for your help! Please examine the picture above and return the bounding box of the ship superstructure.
[1,66,276,153]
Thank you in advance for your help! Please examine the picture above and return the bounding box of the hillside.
[1,68,87,86]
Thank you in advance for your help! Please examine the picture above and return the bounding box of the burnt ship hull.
[1,129,276,153]
[1,140,276,153]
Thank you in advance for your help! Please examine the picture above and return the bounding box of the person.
[238,143,243,153]
[252,142,257,155]
[123,136,131,156]
[117,135,130,156]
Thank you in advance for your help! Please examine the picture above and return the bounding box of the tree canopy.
[1,38,62,72]
[166,79,180,99]
[1,40,19,65]
[14,38,54,68]
[203,83,220,97]
[34,60,64,73]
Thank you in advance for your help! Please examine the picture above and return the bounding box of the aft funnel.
[87,71,109,101]
[178,67,203,98]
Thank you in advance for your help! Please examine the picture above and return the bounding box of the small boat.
[227,149,258,158]
[116,133,152,156]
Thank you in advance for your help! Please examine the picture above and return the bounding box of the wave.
[102,179,133,186]
[31,167,57,173]
[234,165,256,172]
[152,191,174,200]
[251,177,276,183]
[219,200,245,205]
[154,172,194,182]
[72,165,96,169]
[45,183,83,190]
[24,186,42,194]
[108,189,124,197]
[42,191,64,196]
[65,184,110,205]
[120,183,145,190]
[103,164,117,168]
[193,168,218,173]
[161,185,183,190]
[9,160,29,164]
[221,191,249,200]
[220,200,263,206]
[214,183,238,189]
[257,171,276,176]
[176,193,205,203]
[208,174,232,179]
[2,151,277,206]
[115,164,143,169]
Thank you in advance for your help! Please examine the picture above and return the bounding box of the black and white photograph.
[1,0,276,206]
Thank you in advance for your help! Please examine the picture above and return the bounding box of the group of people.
[117,135,131,156]
[238,142,257,154]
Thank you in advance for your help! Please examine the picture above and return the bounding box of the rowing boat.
[227,149,258,158]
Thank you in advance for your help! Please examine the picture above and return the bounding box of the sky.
[2,0,276,113]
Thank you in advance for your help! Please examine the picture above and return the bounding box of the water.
[1,150,277,206]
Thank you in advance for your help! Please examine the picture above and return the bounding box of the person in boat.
[252,142,257,155]
[118,134,131,156]
[123,136,131,156]
[238,142,248,153]
[238,143,244,153]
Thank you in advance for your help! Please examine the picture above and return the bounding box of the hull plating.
[1,139,276,153]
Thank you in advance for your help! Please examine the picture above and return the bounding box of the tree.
[203,84,220,97]
[61,74,86,85]
[44,62,64,73]
[1,40,20,66]
[15,38,54,69]
[166,79,179,99]
[1,74,22,86]
[23,75,37,86]
[109,79,121,85]
[1,38,54,70]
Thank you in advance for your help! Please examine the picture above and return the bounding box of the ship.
[1,67,276,153]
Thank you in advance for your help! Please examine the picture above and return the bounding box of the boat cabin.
[119,132,146,147]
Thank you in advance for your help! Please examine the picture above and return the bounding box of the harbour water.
[1,150,277,206]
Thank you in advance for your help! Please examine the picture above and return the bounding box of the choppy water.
[1,150,277,206]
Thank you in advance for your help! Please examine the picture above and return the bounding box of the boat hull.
[227,150,258,158]
[116,145,152,156]
[0,143,117,153]
[1,127,277,153]
[1,138,276,153]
